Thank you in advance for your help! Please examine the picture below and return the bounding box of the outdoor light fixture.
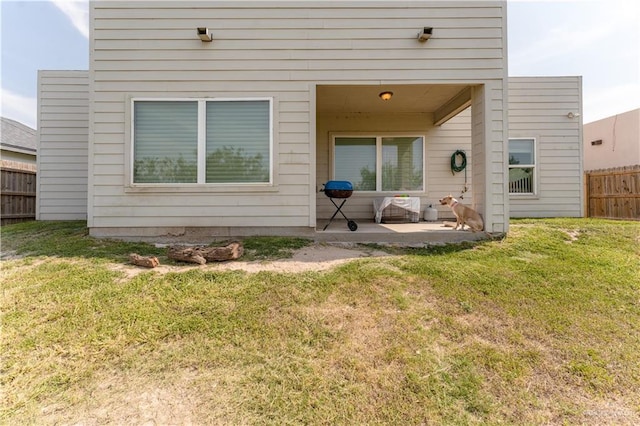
[417,27,433,42]
[379,91,393,101]
[567,112,581,119]
[197,27,212,42]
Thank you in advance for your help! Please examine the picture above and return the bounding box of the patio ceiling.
[316,84,471,119]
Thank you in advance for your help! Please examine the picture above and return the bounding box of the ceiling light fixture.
[379,91,393,101]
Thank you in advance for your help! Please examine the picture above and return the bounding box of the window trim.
[508,136,537,197]
[330,132,426,194]
[127,97,275,192]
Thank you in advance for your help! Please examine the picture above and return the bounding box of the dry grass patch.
[1,219,639,424]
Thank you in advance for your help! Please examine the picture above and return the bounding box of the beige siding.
[508,76,583,218]
[37,71,89,220]
[89,1,507,234]
[471,85,489,224]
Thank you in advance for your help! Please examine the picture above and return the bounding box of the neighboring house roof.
[1,117,37,155]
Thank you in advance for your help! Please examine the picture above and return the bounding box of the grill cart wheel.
[348,220,358,231]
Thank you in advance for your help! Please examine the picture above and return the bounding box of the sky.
[1,0,639,130]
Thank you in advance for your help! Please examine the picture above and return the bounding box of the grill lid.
[324,180,353,191]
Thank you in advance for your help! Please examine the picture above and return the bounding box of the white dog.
[439,194,484,232]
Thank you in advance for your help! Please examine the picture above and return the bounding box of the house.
[583,108,640,171]
[1,117,37,171]
[36,71,89,221]
[582,109,639,220]
[37,1,584,240]
[1,117,37,225]
[507,76,583,218]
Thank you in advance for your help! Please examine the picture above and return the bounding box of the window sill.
[125,183,279,194]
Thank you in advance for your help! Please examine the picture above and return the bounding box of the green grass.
[1,219,639,424]
[241,236,312,260]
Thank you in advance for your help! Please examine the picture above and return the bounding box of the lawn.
[1,219,639,425]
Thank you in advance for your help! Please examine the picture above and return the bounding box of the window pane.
[509,167,534,193]
[206,100,270,183]
[334,137,376,191]
[509,139,534,165]
[381,137,423,191]
[133,101,198,183]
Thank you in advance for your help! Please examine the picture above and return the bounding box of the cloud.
[509,1,640,74]
[49,0,89,39]
[583,83,640,123]
[510,26,609,72]
[0,88,38,129]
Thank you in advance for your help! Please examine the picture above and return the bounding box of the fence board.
[585,165,640,220]
[1,167,37,225]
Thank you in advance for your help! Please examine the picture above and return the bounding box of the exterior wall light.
[417,27,433,42]
[379,91,393,101]
[197,27,212,42]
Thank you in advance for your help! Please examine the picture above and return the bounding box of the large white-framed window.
[508,137,536,195]
[332,134,424,192]
[132,98,272,185]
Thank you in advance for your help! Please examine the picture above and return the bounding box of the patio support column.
[471,83,508,234]
[309,83,317,228]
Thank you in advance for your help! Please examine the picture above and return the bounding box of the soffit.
[316,84,470,114]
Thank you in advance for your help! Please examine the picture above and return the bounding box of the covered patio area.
[315,219,493,244]
[312,82,499,234]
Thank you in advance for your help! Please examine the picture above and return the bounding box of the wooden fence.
[584,165,640,220]
[1,166,37,225]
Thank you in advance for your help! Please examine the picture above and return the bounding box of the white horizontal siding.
[94,48,504,62]
[93,59,505,72]
[508,76,583,218]
[89,1,506,232]
[37,71,89,221]
[94,1,503,18]
[470,85,489,226]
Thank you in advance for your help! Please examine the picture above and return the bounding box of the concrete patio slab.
[315,219,495,245]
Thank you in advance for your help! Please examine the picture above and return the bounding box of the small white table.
[373,197,421,223]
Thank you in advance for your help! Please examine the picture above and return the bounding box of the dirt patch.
[39,367,243,425]
[579,399,640,425]
[0,250,23,261]
[564,229,581,244]
[117,243,392,277]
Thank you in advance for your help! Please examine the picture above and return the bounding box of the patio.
[315,219,494,245]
